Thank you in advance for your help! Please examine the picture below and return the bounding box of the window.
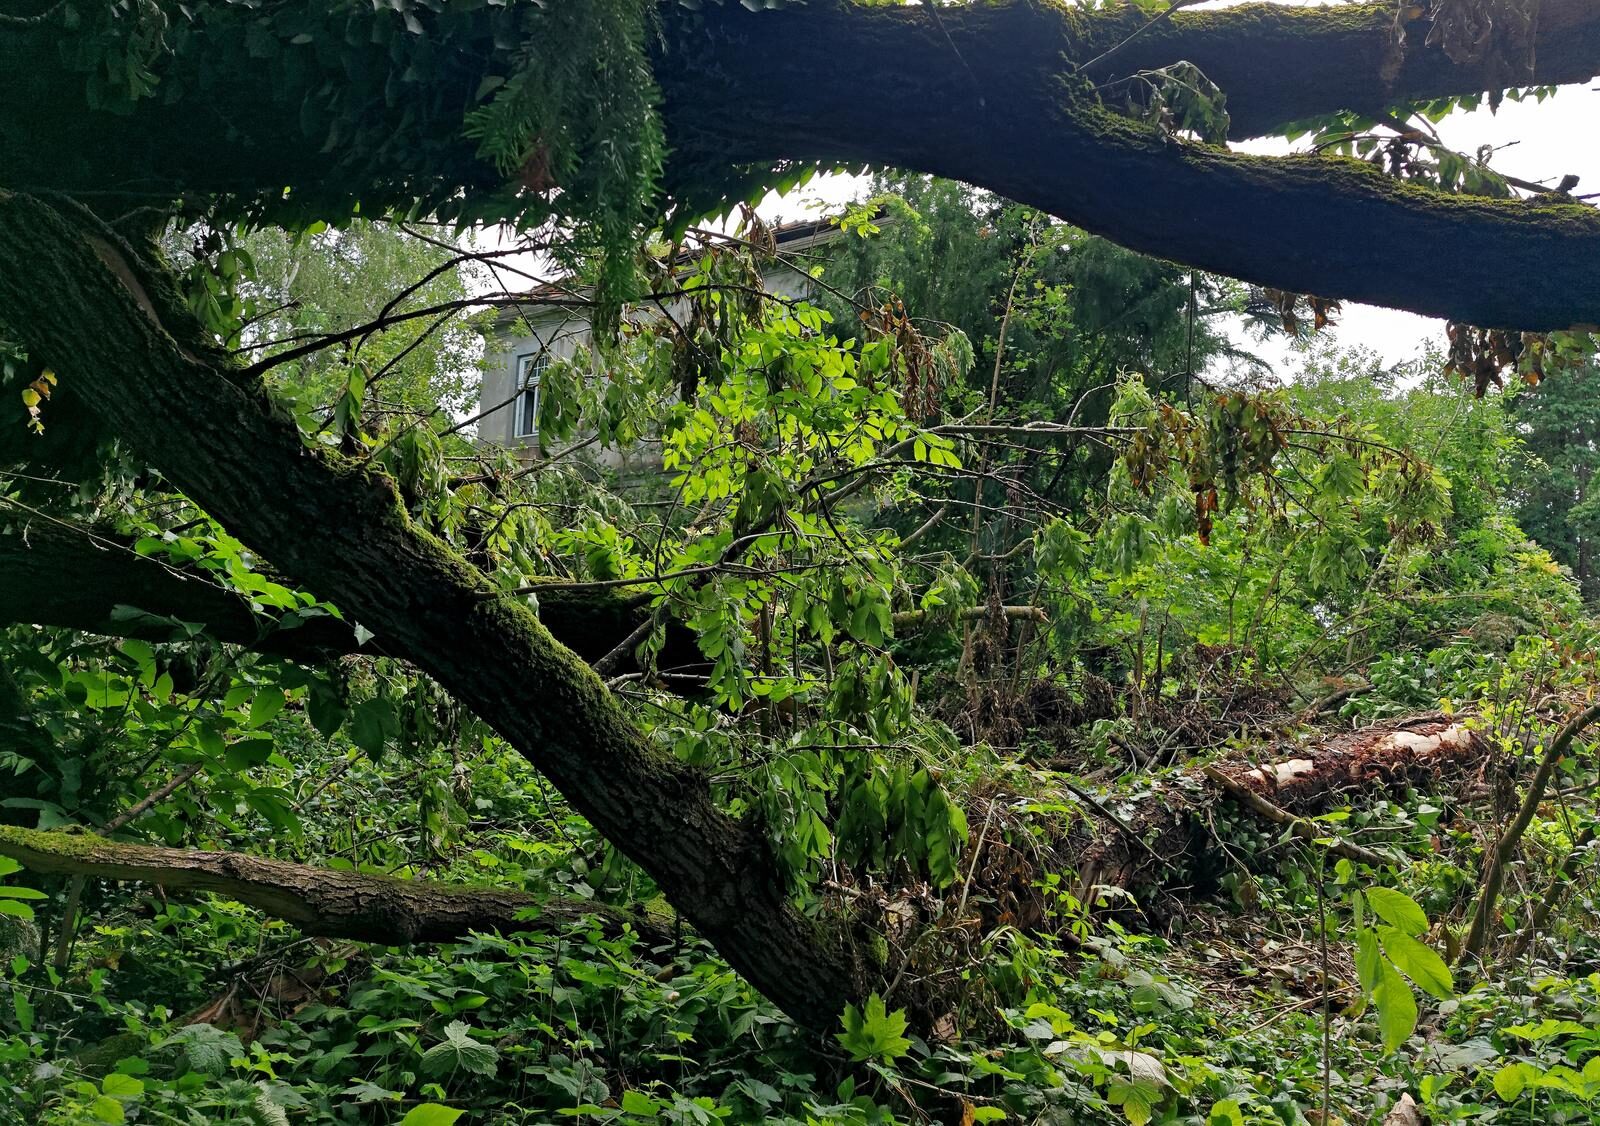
[515,352,547,437]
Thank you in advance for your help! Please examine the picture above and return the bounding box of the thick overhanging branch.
[0,826,672,947]
[1,3,1597,328]
[660,2,1600,331]
[0,518,367,659]
[0,192,868,1030]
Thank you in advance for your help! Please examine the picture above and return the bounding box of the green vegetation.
[3,3,1600,1124]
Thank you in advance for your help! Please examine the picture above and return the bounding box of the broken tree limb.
[890,605,1047,631]
[0,826,673,947]
[1202,764,1390,866]
[0,519,696,672]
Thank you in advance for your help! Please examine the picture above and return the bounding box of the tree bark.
[0,193,870,1030]
[0,826,671,947]
[1,2,1598,328]
[1086,0,1600,140]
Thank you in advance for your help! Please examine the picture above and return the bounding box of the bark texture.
[0,194,869,1030]
[1088,0,1600,139]
[1,2,1597,327]
[0,826,671,946]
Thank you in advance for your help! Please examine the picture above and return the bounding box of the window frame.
[514,350,548,438]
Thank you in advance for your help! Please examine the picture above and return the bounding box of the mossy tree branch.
[0,826,672,947]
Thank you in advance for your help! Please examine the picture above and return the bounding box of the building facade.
[475,220,841,457]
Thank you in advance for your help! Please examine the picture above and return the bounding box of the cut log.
[1069,717,1490,907]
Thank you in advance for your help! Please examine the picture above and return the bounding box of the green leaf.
[351,697,398,759]
[836,994,912,1064]
[88,1095,125,1123]
[1365,887,1428,936]
[0,886,47,900]
[1377,925,1453,999]
[1207,1099,1243,1126]
[1354,926,1382,996]
[101,1073,144,1099]
[12,988,33,1033]
[248,687,286,729]
[1373,960,1418,1052]
[225,736,275,772]
[1493,1062,1535,1101]
[620,1089,660,1116]
[306,678,347,739]
[400,1106,465,1126]
[421,1020,500,1078]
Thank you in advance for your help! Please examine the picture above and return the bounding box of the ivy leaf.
[836,994,912,1064]
[400,1106,465,1126]
[421,1021,500,1078]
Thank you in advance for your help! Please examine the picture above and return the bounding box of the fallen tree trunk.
[0,826,673,947]
[953,716,1493,936]
[3,3,1598,327]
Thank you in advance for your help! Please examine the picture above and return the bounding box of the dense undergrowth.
[4,183,1600,1126]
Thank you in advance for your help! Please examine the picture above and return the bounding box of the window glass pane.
[515,351,545,436]
[517,384,541,436]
